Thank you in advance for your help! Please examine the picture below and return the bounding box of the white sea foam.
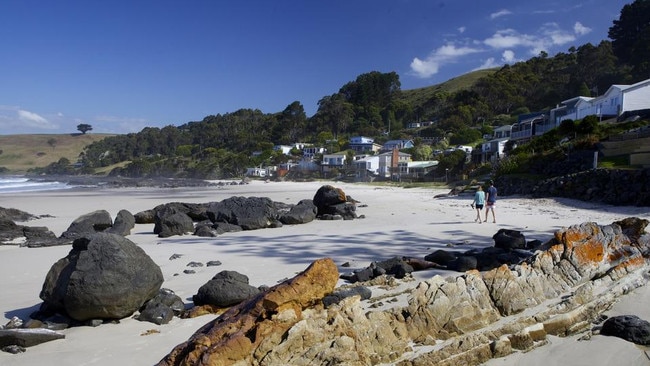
[0,176,72,194]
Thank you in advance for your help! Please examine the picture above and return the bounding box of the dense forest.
[38,0,650,180]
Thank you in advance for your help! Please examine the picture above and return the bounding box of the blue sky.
[0,0,630,135]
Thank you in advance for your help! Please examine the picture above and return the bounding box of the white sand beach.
[1,180,650,365]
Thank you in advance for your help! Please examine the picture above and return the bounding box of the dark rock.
[134,209,155,224]
[211,270,250,284]
[136,288,185,325]
[601,315,650,345]
[206,196,278,230]
[39,233,164,321]
[154,205,195,238]
[152,202,210,222]
[60,210,113,240]
[206,261,222,267]
[374,257,413,279]
[194,224,218,237]
[0,328,65,348]
[106,209,135,236]
[313,185,347,215]
[323,286,372,308]
[424,249,458,266]
[2,344,26,353]
[193,270,261,307]
[526,239,543,250]
[614,217,649,242]
[448,255,478,272]
[23,226,56,241]
[279,199,317,224]
[323,202,357,220]
[0,218,24,243]
[492,229,527,250]
[212,222,243,234]
[0,207,38,222]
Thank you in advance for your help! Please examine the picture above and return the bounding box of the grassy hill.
[398,68,498,109]
[0,133,115,174]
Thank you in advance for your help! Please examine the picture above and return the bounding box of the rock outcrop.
[159,218,650,365]
[157,258,339,366]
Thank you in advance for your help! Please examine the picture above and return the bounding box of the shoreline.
[1,181,650,365]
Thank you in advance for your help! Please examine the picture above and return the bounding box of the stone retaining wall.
[496,168,650,206]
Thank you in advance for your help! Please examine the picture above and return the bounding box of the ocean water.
[0,176,73,194]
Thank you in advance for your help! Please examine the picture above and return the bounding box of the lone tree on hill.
[77,123,93,134]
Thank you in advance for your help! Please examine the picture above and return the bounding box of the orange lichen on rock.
[156,258,339,366]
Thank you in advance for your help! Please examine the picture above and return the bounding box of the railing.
[510,130,532,140]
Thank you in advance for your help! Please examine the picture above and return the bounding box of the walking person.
[484,180,497,223]
[471,185,485,223]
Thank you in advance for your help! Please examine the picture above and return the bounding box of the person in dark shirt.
[484,181,497,223]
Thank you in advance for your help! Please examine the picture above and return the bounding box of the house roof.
[406,161,438,168]
[378,151,411,157]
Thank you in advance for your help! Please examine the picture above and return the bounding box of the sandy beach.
[1,180,650,365]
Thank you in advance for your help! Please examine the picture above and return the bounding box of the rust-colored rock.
[157,258,339,366]
[157,219,650,366]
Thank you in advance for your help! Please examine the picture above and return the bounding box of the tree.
[608,0,650,79]
[77,124,93,134]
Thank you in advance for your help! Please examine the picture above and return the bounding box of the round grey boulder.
[39,233,164,321]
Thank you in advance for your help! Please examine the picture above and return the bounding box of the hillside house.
[377,150,411,179]
[550,78,650,124]
[349,136,382,153]
[321,153,347,175]
[273,145,294,155]
[481,125,512,163]
[302,146,326,160]
[352,154,380,180]
[381,139,414,152]
[399,160,438,180]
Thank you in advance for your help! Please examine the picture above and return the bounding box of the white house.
[273,145,293,155]
[550,78,650,124]
[481,125,513,163]
[302,146,326,160]
[349,136,382,153]
[246,167,269,177]
[353,154,380,175]
[321,153,346,167]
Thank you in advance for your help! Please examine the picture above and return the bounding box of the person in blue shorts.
[484,180,497,223]
[471,185,485,223]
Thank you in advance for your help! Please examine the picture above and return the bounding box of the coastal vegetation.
[1,0,649,182]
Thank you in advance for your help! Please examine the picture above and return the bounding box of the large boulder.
[279,199,317,224]
[206,196,278,230]
[60,210,113,240]
[193,270,261,307]
[601,315,650,345]
[154,205,195,238]
[313,185,346,215]
[39,233,164,321]
[105,209,135,236]
[492,229,526,250]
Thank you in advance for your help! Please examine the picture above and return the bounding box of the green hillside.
[398,68,498,110]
